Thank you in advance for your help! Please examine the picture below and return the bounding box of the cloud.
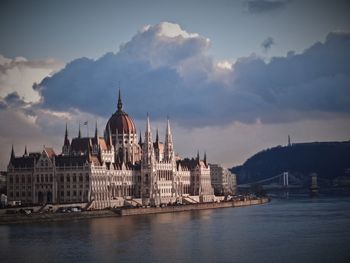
[0,54,63,105]
[246,0,289,14]
[36,23,350,127]
[230,31,350,122]
[261,37,275,52]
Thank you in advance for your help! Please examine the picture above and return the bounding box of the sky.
[1,0,350,169]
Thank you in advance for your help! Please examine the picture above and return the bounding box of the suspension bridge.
[237,172,313,190]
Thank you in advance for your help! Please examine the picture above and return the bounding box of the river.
[0,195,349,263]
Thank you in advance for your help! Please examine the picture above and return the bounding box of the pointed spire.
[11,144,15,161]
[94,121,98,141]
[204,151,207,165]
[166,117,171,136]
[117,88,123,112]
[138,130,142,146]
[107,123,113,146]
[164,117,174,162]
[78,122,81,138]
[197,150,200,161]
[156,128,159,143]
[24,145,28,156]
[143,113,154,164]
[146,113,151,133]
[65,121,68,138]
[64,122,70,146]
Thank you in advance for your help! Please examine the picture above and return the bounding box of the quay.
[0,197,270,225]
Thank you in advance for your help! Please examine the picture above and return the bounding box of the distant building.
[210,164,237,196]
[0,171,6,194]
[7,91,215,209]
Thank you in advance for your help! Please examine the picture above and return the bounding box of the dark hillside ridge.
[231,141,350,184]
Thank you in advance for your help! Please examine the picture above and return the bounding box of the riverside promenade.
[0,197,270,225]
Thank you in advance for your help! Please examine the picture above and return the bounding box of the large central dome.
[105,91,136,136]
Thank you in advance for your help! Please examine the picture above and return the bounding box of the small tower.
[164,117,174,162]
[93,121,99,154]
[117,89,123,113]
[142,114,155,165]
[62,122,70,155]
[10,144,15,162]
[94,121,98,141]
[138,130,143,147]
[288,135,291,147]
[24,145,28,157]
[78,123,81,138]
[141,114,156,206]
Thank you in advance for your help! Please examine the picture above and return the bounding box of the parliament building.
[6,91,233,209]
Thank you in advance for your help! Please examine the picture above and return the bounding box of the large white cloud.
[37,23,350,127]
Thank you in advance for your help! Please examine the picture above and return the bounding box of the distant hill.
[231,141,350,184]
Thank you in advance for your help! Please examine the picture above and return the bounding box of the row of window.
[60,184,89,189]
[160,188,172,194]
[9,191,32,198]
[59,190,88,197]
[59,174,89,183]
[9,176,31,184]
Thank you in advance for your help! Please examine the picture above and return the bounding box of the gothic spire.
[64,122,70,146]
[164,117,174,162]
[143,113,154,164]
[146,113,151,134]
[94,121,98,139]
[24,145,28,156]
[156,128,159,143]
[107,123,113,147]
[204,151,207,165]
[65,121,68,137]
[78,122,81,138]
[138,130,142,146]
[117,88,123,112]
[11,144,15,161]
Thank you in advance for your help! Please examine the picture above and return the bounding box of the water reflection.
[1,197,350,263]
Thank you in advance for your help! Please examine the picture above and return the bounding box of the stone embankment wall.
[118,198,269,216]
[0,198,269,225]
[0,210,117,225]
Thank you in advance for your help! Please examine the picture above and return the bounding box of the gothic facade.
[7,91,215,209]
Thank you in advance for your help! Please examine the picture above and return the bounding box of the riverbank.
[0,197,270,225]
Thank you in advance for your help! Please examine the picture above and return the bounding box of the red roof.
[106,111,136,135]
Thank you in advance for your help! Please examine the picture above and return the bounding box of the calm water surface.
[1,196,350,263]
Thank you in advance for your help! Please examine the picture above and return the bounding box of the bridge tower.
[283,172,289,187]
[310,173,319,196]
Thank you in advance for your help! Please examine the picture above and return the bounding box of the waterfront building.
[210,164,237,196]
[7,91,216,209]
